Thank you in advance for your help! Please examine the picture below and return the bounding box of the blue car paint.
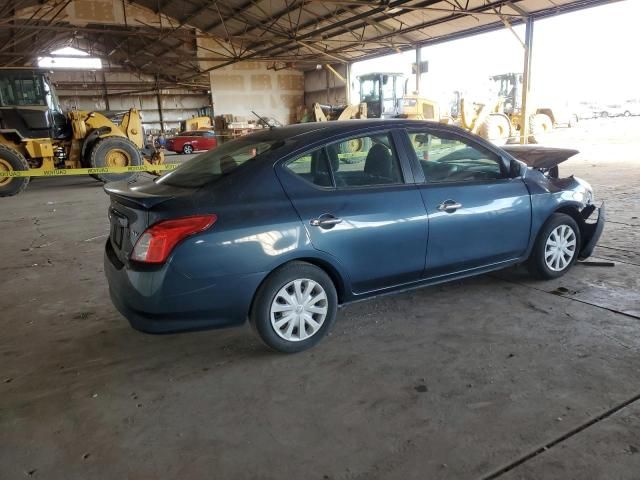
[103,120,604,334]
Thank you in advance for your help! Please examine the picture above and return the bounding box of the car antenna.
[252,110,274,130]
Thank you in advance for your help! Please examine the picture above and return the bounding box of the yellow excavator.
[0,68,163,197]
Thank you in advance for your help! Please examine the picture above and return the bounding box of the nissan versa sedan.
[104,120,604,353]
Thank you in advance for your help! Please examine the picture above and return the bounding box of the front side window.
[408,131,504,183]
[381,75,394,100]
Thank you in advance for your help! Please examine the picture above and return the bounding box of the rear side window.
[285,132,403,189]
[285,148,333,187]
[157,137,282,187]
[408,131,504,183]
[330,133,403,187]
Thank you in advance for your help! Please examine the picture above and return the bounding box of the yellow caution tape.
[337,152,367,159]
[0,163,180,178]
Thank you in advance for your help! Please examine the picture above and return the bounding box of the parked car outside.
[166,130,218,154]
[599,105,628,118]
[622,100,640,116]
[577,102,600,120]
[104,120,604,353]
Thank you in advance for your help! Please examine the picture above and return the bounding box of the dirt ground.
[1,117,639,479]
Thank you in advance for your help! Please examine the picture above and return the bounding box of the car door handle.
[310,214,342,229]
[437,200,463,213]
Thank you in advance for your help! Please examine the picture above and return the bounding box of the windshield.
[157,137,283,188]
[359,77,380,103]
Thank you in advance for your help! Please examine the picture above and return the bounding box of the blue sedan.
[104,120,604,352]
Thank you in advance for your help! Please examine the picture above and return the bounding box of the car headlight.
[585,188,594,204]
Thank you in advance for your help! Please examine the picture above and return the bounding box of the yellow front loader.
[0,68,163,197]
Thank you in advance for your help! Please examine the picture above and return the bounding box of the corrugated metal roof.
[0,0,620,84]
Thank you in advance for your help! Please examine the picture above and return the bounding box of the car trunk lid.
[104,179,195,264]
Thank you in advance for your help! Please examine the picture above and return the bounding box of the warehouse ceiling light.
[37,47,101,70]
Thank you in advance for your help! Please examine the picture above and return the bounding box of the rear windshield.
[157,137,283,188]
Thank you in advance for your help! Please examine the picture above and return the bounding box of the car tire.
[0,144,30,197]
[183,144,193,154]
[89,136,142,183]
[527,213,581,280]
[339,137,371,163]
[529,113,552,143]
[250,261,338,353]
[478,114,511,144]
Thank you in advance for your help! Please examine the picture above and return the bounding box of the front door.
[278,130,428,293]
[405,129,532,277]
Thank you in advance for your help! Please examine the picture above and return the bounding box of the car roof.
[245,119,458,143]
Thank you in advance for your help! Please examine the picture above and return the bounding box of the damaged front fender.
[579,201,605,260]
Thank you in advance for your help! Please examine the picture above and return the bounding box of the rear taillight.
[131,215,217,264]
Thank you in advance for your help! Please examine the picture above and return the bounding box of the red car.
[166,130,218,154]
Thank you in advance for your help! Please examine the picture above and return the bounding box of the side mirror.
[509,158,523,178]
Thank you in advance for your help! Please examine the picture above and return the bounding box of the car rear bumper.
[104,241,265,334]
[579,201,605,260]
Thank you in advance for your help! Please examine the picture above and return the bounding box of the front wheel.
[182,144,194,155]
[0,144,30,197]
[527,213,581,280]
[251,262,338,353]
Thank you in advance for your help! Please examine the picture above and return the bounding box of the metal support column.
[101,71,110,111]
[156,91,165,133]
[345,62,351,104]
[519,17,534,144]
[415,47,421,95]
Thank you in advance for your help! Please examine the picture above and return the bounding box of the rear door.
[189,132,201,150]
[404,128,532,277]
[202,131,217,149]
[277,129,428,294]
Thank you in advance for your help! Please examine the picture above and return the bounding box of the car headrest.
[219,155,238,174]
[364,143,392,178]
[310,147,339,175]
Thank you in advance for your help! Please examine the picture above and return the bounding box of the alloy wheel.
[270,279,328,342]
[544,225,577,271]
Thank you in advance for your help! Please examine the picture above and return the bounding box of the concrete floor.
[1,118,639,479]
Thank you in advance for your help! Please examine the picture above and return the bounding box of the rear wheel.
[0,144,30,197]
[182,144,194,155]
[527,213,581,280]
[251,262,338,353]
[89,136,142,183]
